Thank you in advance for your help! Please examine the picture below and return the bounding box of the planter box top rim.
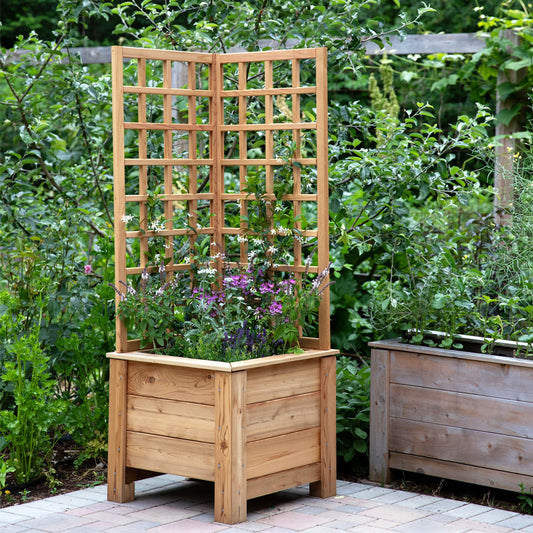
[107,347,338,371]
[369,337,533,368]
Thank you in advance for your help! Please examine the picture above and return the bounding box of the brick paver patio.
[1,475,533,532]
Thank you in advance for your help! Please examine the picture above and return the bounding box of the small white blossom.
[267,246,278,254]
[252,238,263,246]
[237,235,248,243]
[184,256,191,264]
[274,205,283,212]
[270,228,277,235]
[155,288,164,296]
[198,267,217,276]
[121,213,134,224]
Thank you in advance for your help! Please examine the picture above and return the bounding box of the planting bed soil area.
[0,439,106,509]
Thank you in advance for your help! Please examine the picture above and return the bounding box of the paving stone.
[443,503,492,519]
[473,508,518,524]
[256,510,332,530]
[359,503,431,524]
[371,490,419,504]
[495,513,533,529]
[419,498,469,513]
[15,512,96,532]
[0,509,30,524]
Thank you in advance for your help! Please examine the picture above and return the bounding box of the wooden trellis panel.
[112,46,330,353]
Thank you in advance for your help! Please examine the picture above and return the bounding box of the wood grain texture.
[214,371,247,524]
[310,356,336,497]
[247,427,320,479]
[248,463,321,500]
[246,392,320,442]
[126,431,215,481]
[390,452,533,494]
[390,418,533,475]
[127,395,215,442]
[369,349,392,484]
[246,358,320,404]
[107,359,135,502]
[390,349,533,402]
[391,383,533,439]
[127,361,216,404]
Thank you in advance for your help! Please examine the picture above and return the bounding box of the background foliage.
[1,0,532,484]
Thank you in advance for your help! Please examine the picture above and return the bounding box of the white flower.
[184,256,191,264]
[149,220,165,232]
[267,246,278,254]
[274,205,283,212]
[248,252,256,262]
[198,267,217,276]
[155,288,164,296]
[237,235,248,243]
[252,238,263,246]
[121,213,134,224]
[270,228,277,235]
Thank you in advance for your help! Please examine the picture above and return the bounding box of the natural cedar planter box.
[369,336,533,493]
[107,46,337,524]
[107,349,337,524]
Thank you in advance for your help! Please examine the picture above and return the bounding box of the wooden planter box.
[107,349,336,524]
[369,337,533,493]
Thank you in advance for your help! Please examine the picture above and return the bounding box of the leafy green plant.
[518,483,533,514]
[0,317,64,485]
[336,356,370,470]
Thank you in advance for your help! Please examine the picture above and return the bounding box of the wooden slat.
[390,418,533,476]
[315,47,330,349]
[220,122,317,132]
[390,452,533,494]
[124,122,214,131]
[125,227,214,238]
[247,463,321,500]
[127,395,215,442]
[246,392,320,442]
[247,427,320,479]
[246,358,320,403]
[219,48,318,62]
[126,431,215,481]
[310,356,336,498]
[125,193,214,202]
[107,359,135,502]
[391,383,533,439]
[390,350,533,402]
[221,86,316,97]
[220,158,316,166]
[214,371,247,524]
[128,361,216,403]
[124,86,213,96]
[119,46,213,62]
[111,46,128,353]
[124,158,213,166]
[369,348,392,484]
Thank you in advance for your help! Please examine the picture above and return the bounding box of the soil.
[1,446,530,516]
[0,439,106,509]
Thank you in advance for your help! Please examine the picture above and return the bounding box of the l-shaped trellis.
[107,46,337,524]
[111,46,330,351]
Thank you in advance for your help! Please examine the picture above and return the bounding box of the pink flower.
[84,264,93,275]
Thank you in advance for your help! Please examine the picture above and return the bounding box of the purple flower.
[84,264,93,275]
[269,301,283,315]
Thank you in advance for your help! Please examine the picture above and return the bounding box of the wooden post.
[107,359,135,502]
[214,371,247,524]
[369,348,392,484]
[310,355,337,497]
[494,29,528,226]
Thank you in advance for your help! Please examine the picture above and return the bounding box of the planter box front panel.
[370,341,533,493]
[109,352,336,523]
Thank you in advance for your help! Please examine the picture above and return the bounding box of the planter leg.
[214,371,247,524]
[108,359,135,503]
[369,348,392,485]
[310,356,337,498]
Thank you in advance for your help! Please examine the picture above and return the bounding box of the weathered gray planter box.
[369,337,533,493]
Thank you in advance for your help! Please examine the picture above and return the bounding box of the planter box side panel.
[125,361,217,482]
[390,383,533,439]
[390,350,533,403]
[390,418,533,476]
[372,343,533,493]
[247,358,322,481]
[389,453,533,494]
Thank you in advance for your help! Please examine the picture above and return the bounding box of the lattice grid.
[112,46,330,353]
